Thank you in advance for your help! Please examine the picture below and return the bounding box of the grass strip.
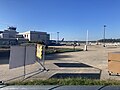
[7,78,120,85]
[45,47,83,55]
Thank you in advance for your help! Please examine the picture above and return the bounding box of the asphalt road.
[0,85,120,90]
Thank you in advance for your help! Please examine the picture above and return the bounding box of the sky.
[0,0,120,41]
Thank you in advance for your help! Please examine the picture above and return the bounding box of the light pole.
[84,30,89,51]
[103,25,106,47]
[51,33,52,40]
[86,30,89,46]
[57,32,59,44]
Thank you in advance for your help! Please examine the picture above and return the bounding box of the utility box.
[108,52,120,75]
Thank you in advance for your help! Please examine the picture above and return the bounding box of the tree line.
[98,38,120,43]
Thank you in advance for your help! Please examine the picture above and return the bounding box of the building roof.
[22,31,47,34]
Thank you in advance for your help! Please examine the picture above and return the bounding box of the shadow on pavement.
[0,50,10,58]
[54,63,92,68]
[50,73,101,79]
[0,50,10,64]
[45,54,73,60]
[0,59,9,64]
[50,62,101,79]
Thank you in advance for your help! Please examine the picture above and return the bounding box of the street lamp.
[84,30,89,51]
[57,32,59,44]
[103,25,106,47]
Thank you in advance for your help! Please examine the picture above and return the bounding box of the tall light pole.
[103,25,106,47]
[50,33,52,40]
[84,30,89,51]
[57,32,59,44]
[86,30,89,46]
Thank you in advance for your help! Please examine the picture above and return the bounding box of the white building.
[0,27,18,39]
[0,27,28,45]
[0,27,50,45]
[21,31,50,45]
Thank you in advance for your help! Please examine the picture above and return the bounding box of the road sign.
[36,44,43,59]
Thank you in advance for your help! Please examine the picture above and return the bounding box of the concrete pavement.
[0,45,120,82]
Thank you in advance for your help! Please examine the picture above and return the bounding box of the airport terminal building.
[21,31,50,45]
[0,27,50,45]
